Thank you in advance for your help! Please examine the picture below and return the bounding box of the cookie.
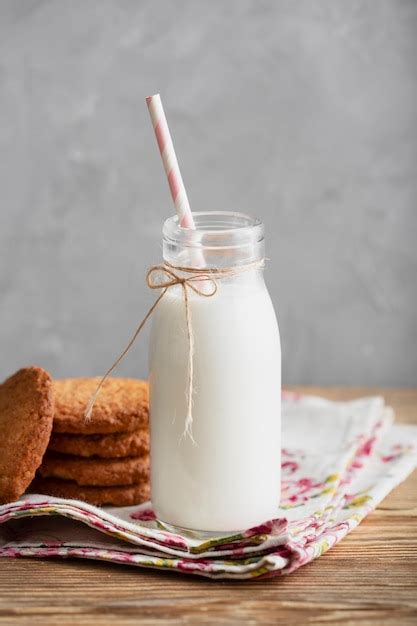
[39,452,150,487]
[48,428,150,458]
[0,367,54,504]
[53,377,148,435]
[31,477,150,507]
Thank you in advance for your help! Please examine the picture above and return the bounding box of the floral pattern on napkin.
[0,394,416,579]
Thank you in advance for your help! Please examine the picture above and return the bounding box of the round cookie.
[31,477,150,507]
[53,377,148,435]
[48,429,150,458]
[0,367,54,504]
[39,452,150,486]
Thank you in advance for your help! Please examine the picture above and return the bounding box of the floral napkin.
[1,393,416,580]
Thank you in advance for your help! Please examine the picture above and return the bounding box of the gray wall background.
[0,0,416,386]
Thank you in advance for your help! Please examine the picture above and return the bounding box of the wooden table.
[0,388,416,625]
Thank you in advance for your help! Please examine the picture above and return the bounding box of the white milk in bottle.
[149,212,281,532]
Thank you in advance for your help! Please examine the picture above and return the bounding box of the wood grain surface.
[0,388,416,625]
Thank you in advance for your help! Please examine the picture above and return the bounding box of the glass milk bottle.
[149,211,281,533]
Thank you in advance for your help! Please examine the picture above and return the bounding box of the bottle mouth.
[163,211,264,250]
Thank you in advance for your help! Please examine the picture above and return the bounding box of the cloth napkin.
[1,393,416,580]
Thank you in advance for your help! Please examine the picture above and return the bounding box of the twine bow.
[85,260,264,441]
[84,263,217,441]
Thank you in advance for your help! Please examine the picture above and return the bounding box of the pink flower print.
[381,443,410,463]
[244,518,287,538]
[178,558,212,572]
[1,548,21,558]
[357,437,375,457]
[381,454,397,463]
[282,448,297,458]
[161,534,188,550]
[282,447,306,461]
[281,461,299,474]
[295,478,323,495]
[273,546,293,559]
[130,507,156,521]
[281,476,326,507]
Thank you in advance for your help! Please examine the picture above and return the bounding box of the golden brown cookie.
[31,477,150,507]
[0,367,54,504]
[39,452,150,486]
[52,377,148,435]
[48,428,150,458]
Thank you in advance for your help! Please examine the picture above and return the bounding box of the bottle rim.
[163,211,264,250]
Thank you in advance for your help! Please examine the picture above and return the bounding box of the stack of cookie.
[34,377,150,507]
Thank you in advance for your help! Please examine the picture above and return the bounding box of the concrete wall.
[0,0,416,385]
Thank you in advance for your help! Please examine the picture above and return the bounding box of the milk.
[149,271,281,532]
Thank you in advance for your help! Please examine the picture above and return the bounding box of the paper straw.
[146,94,195,229]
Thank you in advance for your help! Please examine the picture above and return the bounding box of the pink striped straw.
[146,94,195,229]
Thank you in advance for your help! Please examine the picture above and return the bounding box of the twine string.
[84,260,263,440]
